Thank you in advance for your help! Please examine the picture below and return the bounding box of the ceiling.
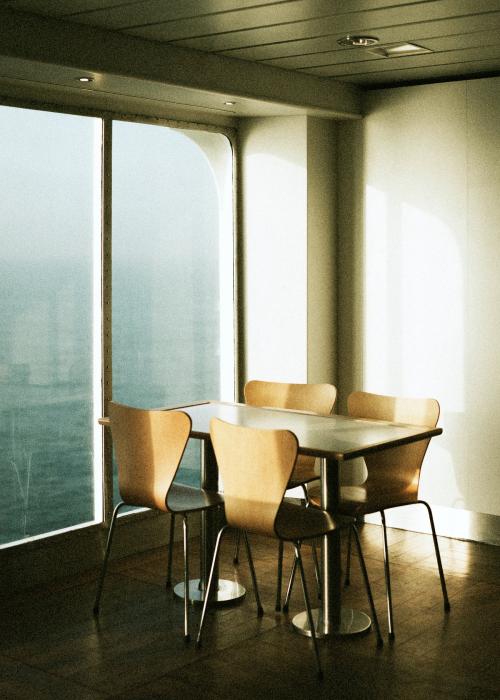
[3,0,500,89]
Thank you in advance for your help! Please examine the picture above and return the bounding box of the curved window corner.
[111,121,235,496]
[0,107,235,547]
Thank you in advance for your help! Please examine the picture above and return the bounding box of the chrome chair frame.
[231,380,337,611]
[93,402,223,642]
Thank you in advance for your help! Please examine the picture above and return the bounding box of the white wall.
[338,76,500,520]
[307,118,337,384]
[239,116,337,389]
[239,116,308,384]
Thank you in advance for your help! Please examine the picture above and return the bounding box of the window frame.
[0,100,238,593]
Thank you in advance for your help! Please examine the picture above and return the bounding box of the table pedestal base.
[292,607,371,638]
[173,578,246,606]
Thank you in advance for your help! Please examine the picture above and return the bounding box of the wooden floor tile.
[1,524,498,699]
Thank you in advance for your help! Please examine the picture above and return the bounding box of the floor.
[0,523,499,699]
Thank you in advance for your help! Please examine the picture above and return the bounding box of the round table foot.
[173,578,246,606]
[292,607,372,638]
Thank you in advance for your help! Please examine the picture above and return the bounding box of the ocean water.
[0,260,220,546]
[0,107,229,547]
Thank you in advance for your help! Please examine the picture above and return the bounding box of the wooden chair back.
[210,417,298,537]
[244,380,337,415]
[109,402,191,511]
[347,391,440,499]
[244,381,337,480]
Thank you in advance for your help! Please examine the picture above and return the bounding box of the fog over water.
[0,108,224,544]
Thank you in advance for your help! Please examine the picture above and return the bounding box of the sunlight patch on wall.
[400,203,464,411]
[419,442,465,509]
[363,185,389,389]
[363,186,466,511]
[244,151,308,382]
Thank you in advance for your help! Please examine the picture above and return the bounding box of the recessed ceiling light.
[367,43,432,57]
[338,35,379,47]
[224,101,236,106]
[77,76,94,83]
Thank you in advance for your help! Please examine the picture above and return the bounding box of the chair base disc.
[173,578,246,607]
[292,607,371,638]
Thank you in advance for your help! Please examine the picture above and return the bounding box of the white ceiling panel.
[266,27,500,72]
[223,12,500,62]
[3,0,500,88]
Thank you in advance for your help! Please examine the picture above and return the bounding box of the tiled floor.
[1,524,499,699]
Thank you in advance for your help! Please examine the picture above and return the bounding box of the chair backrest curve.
[109,402,191,512]
[244,381,336,476]
[244,380,337,416]
[347,391,440,498]
[210,417,298,537]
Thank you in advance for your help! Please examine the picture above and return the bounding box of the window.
[111,121,234,490]
[0,107,234,547]
[0,106,101,545]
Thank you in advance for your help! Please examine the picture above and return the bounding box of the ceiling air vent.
[367,43,432,57]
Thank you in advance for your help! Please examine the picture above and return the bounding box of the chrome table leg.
[292,457,371,637]
[174,438,245,605]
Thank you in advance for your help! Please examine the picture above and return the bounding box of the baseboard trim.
[366,505,500,546]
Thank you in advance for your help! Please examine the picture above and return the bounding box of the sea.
[0,259,221,546]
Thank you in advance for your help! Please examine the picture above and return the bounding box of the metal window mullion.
[101,118,113,525]
[233,131,244,402]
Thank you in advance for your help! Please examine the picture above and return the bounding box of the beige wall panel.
[239,116,308,384]
[341,82,496,514]
[463,77,500,516]
[336,119,365,414]
[340,76,500,518]
[306,117,337,385]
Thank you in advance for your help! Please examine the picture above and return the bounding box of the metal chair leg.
[233,529,241,564]
[276,483,321,611]
[182,515,190,642]
[294,542,323,680]
[283,540,321,611]
[196,525,227,647]
[276,539,284,611]
[166,513,176,589]
[282,550,298,613]
[380,510,395,639]
[419,500,451,612]
[242,531,264,616]
[311,539,321,599]
[352,524,383,647]
[93,501,125,616]
[344,524,353,586]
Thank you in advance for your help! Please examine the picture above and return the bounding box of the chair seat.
[167,483,223,514]
[288,456,320,489]
[274,500,337,541]
[308,483,417,516]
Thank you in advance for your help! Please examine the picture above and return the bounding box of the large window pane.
[112,121,234,490]
[0,106,101,546]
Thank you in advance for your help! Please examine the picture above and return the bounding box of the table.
[169,400,442,638]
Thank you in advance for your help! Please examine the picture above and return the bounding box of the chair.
[311,391,450,639]
[197,418,341,679]
[93,402,224,641]
[233,380,337,610]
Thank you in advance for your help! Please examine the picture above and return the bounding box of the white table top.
[175,401,442,461]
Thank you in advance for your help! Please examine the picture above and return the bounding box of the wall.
[337,76,500,534]
[239,115,337,389]
[307,118,337,384]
